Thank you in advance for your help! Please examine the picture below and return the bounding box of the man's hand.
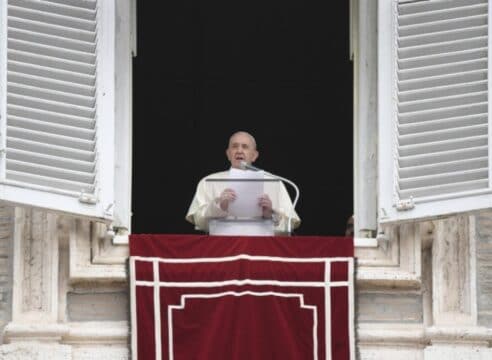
[218,189,236,211]
[259,194,273,218]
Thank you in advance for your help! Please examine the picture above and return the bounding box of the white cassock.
[186,170,301,234]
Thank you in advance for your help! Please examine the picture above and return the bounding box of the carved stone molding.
[432,215,475,326]
[356,222,423,289]
[0,343,72,359]
[11,207,59,323]
[91,221,129,265]
[69,219,127,282]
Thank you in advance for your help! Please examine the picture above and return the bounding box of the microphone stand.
[240,161,300,234]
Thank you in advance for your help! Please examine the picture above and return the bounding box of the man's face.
[226,133,259,169]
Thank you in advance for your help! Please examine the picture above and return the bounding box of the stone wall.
[476,211,492,327]
[0,206,13,345]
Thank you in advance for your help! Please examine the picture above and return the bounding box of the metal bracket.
[79,191,97,204]
[396,197,415,211]
[107,226,129,245]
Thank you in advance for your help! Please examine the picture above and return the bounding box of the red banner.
[130,234,354,360]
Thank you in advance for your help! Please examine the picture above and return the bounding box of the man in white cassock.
[186,131,301,234]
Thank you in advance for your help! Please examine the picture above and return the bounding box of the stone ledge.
[357,324,492,348]
[3,321,129,345]
[426,326,492,346]
[356,267,421,289]
[3,323,68,342]
[357,324,426,346]
[64,321,129,344]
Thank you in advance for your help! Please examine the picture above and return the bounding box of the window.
[378,0,491,223]
[0,0,131,231]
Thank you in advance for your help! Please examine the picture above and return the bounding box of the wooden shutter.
[0,0,115,220]
[378,0,492,223]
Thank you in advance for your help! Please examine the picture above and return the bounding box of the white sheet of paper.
[227,168,263,218]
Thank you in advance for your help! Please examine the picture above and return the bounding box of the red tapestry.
[130,234,354,360]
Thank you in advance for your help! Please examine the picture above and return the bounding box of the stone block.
[67,292,128,322]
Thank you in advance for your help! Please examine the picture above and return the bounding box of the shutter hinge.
[396,197,415,211]
[79,191,97,204]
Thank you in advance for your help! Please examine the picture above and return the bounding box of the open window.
[378,0,491,223]
[0,0,132,232]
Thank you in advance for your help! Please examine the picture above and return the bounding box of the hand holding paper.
[218,188,236,211]
[227,168,264,218]
[259,194,273,218]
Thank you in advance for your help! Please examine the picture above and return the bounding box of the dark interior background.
[132,0,353,235]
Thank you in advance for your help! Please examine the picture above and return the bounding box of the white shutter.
[378,0,492,223]
[0,0,115,220]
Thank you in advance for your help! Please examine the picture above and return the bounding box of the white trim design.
[131,254,352,263]
[153,260,162,360]
[130,254,355,360]
[325,260,332,360]
[168,292,318,360]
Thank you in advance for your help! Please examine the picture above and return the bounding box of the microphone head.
[239,160,248,170]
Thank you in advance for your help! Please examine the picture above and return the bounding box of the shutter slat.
[399,135,488,157]
[7,127,95,152]
[8,82,95,107]
[8,115,95,140]
[399,36,487,59]
[8,105,94,129]
[398,91,486,113]
[399,14,487,37]
[399,124,487,146]
[43,0,97,10]
[399,179,488,199]
[8,94,95,119]
[399,0,486,15]
[398,58,487,81]
[7,137,95,162]
[9,28,95,53]
[399,168,488,190]
[9,50,95,75]
[398,47,488,70]
[399,26,488,48]
[399,81,487,102]
[8,61,95,85]
[399,4,487,27]
[400,157,488,178]
[8,72,94,97]
[7,159,95,184]
[399,113,487,135]
[9,38,95,64]
[399,102,487,124]
[8,148,94,173]
[6,170,95,193]
[400,146,488,168]
[399,69,487,92]
[9,0,96,20]
[8,17,95,42]
[8,6,96,31]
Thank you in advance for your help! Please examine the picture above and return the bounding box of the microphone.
[239,161,262,172]
[239,161,300,234]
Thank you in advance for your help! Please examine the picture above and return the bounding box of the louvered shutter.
[0,0,115,220]
[378,0,492,223]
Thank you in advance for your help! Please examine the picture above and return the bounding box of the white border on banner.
[168,291,318,360]
[130,255,355,360]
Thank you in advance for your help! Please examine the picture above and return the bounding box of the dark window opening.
[132,0,353,235]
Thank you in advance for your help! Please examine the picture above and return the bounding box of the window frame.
[0,0,131,226]
[377,0,492,224]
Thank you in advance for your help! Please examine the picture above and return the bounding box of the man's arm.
[185,179,231,232]
[272,182,301,232]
